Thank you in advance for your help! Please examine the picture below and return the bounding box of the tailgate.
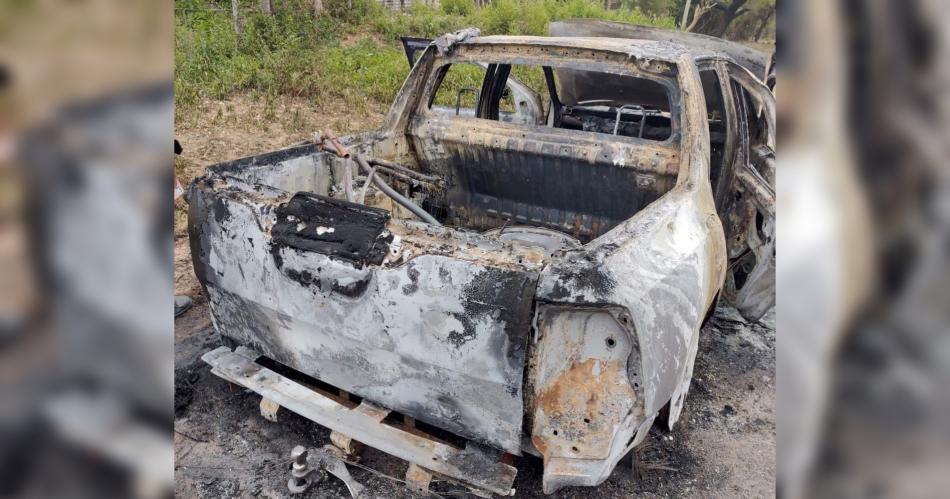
[190,187,545,453]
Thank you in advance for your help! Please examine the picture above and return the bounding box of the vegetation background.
[175,0,773,121]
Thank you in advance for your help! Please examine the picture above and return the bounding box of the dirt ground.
[173,94,387,299]
[173,93,776,498]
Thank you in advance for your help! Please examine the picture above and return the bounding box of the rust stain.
[533,358,636,459]
[530,433,549,456]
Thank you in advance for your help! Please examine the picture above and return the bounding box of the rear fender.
[531,184,725,493]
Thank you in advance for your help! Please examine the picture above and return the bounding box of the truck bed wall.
[409,116,679,241]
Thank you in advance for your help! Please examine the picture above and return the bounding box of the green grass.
[175,0,675,120]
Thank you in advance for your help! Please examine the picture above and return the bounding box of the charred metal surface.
[400,36,431,67]
[526,55,729,493]
[550,19,771,81]
[188,31,775,496]
[411,114,677,241]
[483,226,581,259]
[719,62,776,321]
[409,42,683,241]
[271,192,393,268]
[190,166,544,454]
[532,186,726,492]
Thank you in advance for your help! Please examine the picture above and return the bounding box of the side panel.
[189,180,540,454]
[530,186,725,493]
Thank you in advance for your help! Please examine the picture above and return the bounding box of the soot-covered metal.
[271,192,394,267]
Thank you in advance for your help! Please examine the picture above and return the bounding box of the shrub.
[373,2,469,41]
[324,0,386,23]
[319,41,409,106]
[175,0,677,120]
[475,0,521,34]
[441,0,474,16]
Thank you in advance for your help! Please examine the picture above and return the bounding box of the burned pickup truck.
[191,24,774,496]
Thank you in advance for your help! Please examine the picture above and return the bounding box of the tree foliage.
[681,0,774,40]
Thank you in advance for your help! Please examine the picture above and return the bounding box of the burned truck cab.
[192,30,773,495]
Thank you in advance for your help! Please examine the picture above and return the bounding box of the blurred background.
[0,0,945,497]
[0,1,173,498]
[777,1,950,498]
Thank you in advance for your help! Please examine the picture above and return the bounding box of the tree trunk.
[689,0,752,38]
[710,0,750,38]
[753,8,774,41]
[232,0,243,35]
[686,2,712,32]
[313,0,323,17]
[261,0,273,15]
[680,0,693,29]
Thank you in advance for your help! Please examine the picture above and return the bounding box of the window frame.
[417,48,682,148]
[697,59,740,214]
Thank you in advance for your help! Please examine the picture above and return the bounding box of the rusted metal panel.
[530,306,644,493]
[405,463,434,494]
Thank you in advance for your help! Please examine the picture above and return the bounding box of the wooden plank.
[260,397,280,422]
[202,347,517,496]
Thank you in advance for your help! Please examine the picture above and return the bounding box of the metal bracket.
[405,463,433,495]
[330,431,365,460]
[318,445,366,498]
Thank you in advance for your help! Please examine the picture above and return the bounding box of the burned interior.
[413,45,680,242]
[190,28,775,497]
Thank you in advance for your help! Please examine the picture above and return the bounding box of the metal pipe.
[680,0,692,30]
[321,129,350,158]
[367,158,441,182]
[372,165,421,184]
[362,164,436,186]
[354,155,441,226]
[315,130,354,201]
[342,164,355,202]
[613,104,644,136]
[358,166,376,204]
